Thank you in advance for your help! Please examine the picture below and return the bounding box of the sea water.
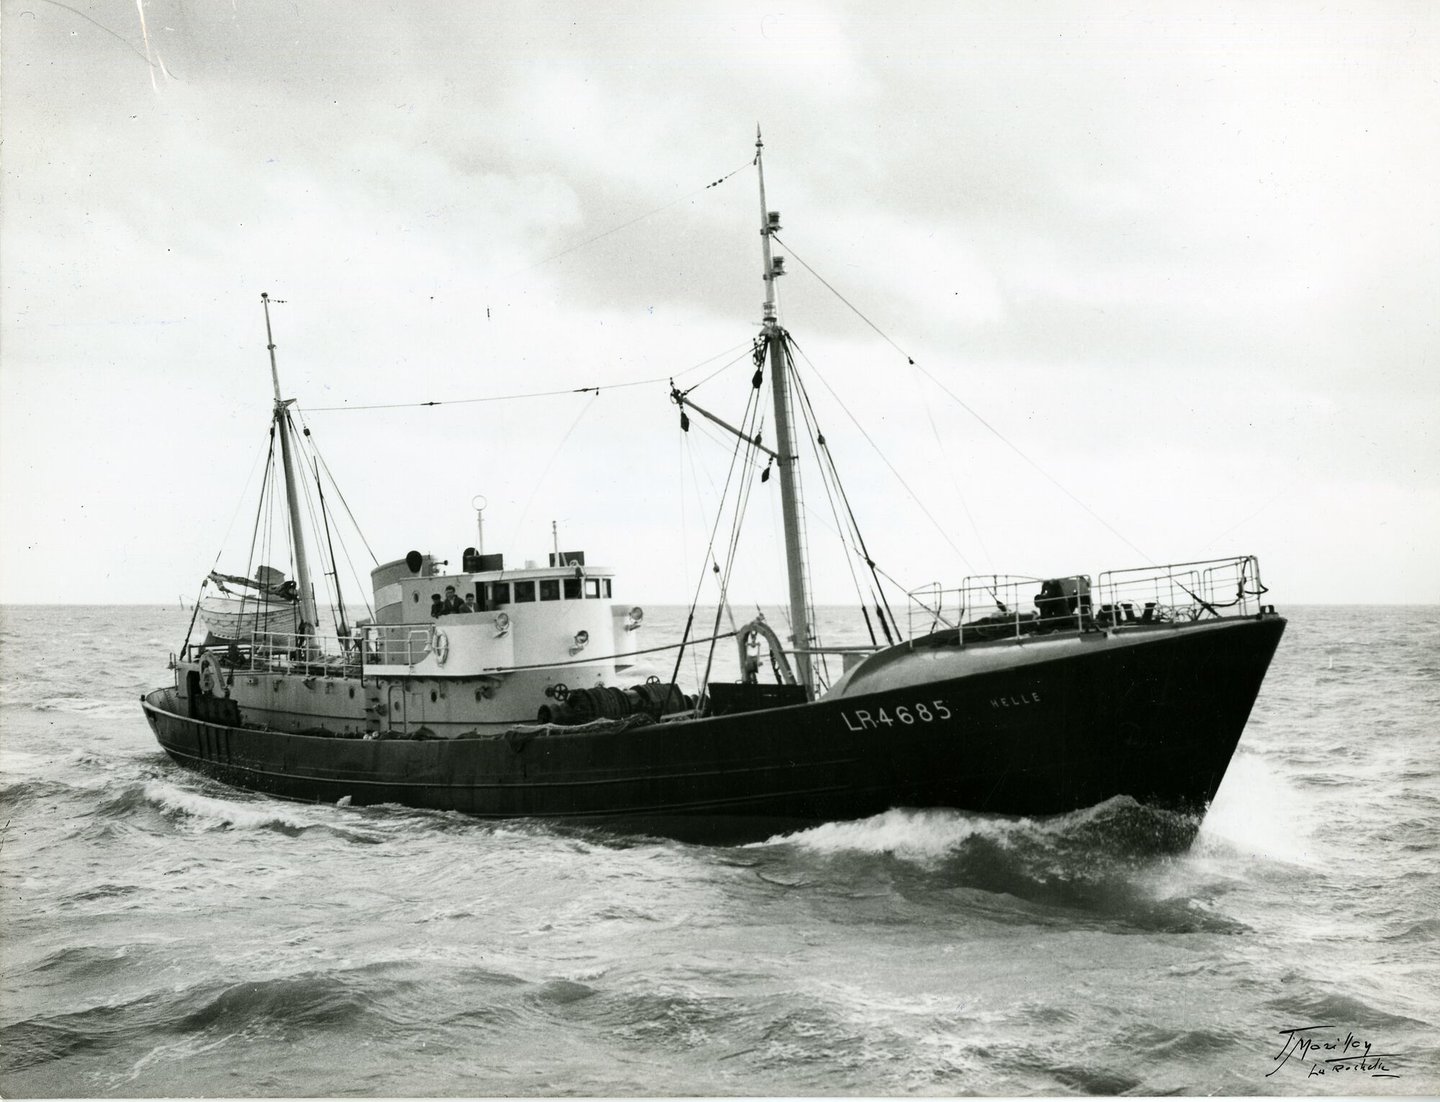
[1,604,1436,1096]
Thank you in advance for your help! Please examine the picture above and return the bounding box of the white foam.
[142,780,320,832]
[31,695,136,718]
[1197,751,1319,867]
[762,807,1020,863]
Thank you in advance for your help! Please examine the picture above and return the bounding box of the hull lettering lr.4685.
[841,700,952,732]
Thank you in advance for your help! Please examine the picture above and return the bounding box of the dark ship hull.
[143,613,1285,844]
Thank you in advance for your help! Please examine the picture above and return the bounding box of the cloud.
[2,0,1438,605]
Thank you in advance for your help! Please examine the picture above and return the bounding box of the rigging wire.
[292,415,358,638]
[784,349,881,647]
[185,424,277,652]
[300,340,753,414]
[287,411,339,633]
[312,455,349,633]
[235,410,379,641]
[789,346,900,643]
[683,432,742,615]
[678,423,701,689]
[681,426,752,684]
[771,346,843,678]
[294,410,381,568]
[505,391,601,551]
[787,334,979,575]
[305,378,658,414]
[908,353,995,572]
[911,361,1153,564]
[255,433,281,629]
[666,380,759,701]
[772,232,1153,565]
[301,422,375,625]
[679,393,777,684]
[506,159,753,278]
[211,431,280,568]
[675,344,758,398]
[696,385,767,695]
[240,426,278,624]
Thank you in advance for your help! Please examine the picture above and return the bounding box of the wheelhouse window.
[563,577,581,600]
[488,582,511,605]
[585,578,601,599]
[540,579,560,601]
[514,580,536,603]
[603,579,613,598]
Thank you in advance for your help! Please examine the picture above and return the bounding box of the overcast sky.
[2,1,1436,610]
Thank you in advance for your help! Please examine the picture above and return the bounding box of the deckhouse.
[363,548,642,679]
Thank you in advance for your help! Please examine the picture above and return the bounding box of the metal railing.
[1096,555,1266,625]
[187,622,440,674]
[355,625,437,667]
[906,575,1063,641]
[905,581,953,638]
[906,556,1268,645]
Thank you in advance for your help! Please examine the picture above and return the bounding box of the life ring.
[432,630,449,665]
[198,653,226,696]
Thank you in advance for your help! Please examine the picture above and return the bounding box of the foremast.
[755,128,815,696]
[261,292,320,637]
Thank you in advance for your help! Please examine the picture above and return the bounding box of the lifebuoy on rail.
[198,653,228,697]
[736,618,797,686]
[432,629,449,665]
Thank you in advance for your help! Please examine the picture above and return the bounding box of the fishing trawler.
[141,134,1286,844]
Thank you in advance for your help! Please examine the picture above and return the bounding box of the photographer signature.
[1269,1025,1401,1079]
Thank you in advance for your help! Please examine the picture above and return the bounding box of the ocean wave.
[172,972,376,1034]
[91,779,340,837]
[0,775,78,812]
[0,1018,95,1075]
[0,965,412,1083]
[30,943,136,980]
[1117,1022,1243,1059]
[755,800,1244,933]
[1388,916,1440,942]
[68,882,142,902]
[1048,1062,1145,1095]
[760,807,1015,862]
[1265,989,1430,1031]
[767,796,1200,862]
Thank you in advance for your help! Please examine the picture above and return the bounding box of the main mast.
[755,129,815,695]
[262,292,320,638]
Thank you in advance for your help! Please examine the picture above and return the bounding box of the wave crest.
[759,799,1239,933]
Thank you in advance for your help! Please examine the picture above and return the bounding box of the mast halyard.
[261,292,320,638]
[755,128,815,696]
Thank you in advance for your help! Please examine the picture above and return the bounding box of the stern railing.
[185,621,443,674]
